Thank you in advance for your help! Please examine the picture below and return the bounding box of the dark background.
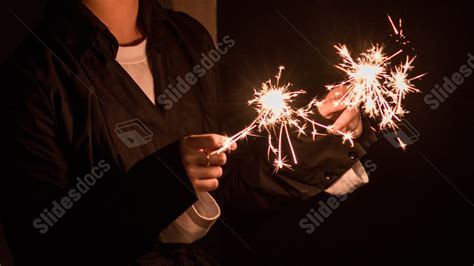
[1,0,473,265]
[217,0,473,265]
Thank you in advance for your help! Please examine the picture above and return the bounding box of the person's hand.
[317,86,363,138]
[179,134,237,192]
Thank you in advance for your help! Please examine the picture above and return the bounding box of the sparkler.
[212,66,354,171]
[214,15,424,170]
[326,15,425,148]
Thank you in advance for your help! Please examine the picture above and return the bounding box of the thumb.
[318,99,347,119]
[185,134,226,152]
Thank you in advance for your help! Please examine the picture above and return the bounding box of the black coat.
[1,0,375,265]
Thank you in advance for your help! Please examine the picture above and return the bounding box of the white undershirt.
[115,38,369,243]
[116,39,155,104]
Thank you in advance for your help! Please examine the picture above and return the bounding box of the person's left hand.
[317,86,363,138]
[180,134,237,192]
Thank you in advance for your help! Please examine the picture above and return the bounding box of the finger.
[181,150,204,166]
[208,152,227,166]
[318,99,347,119]
[221,137,238,153]
[347,113,361,132]
[340,116,362,138]
[197,152,227,166]
[229,142,237,151]
[353,118,363,138]
[194,178,219,192]
[185,134,226,151]
[189,166,223,180]
[330,107,360,133]
[320,86,350,119]
[326,85,349,100]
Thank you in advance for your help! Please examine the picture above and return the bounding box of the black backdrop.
[1,0,473,265]
[217,0,473,265]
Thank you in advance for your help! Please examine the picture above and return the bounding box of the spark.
[387,15,400,36]
[212,66,354,171]
[327,15,425,131]
[397,137,407,150]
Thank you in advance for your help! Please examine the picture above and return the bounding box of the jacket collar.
[44,0,183,60]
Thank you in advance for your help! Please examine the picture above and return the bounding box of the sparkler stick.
[212,66,354,171]
[326,15,426,147]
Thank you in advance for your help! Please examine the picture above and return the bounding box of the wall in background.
[161,0,217,43]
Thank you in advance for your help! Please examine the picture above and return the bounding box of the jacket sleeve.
[170,10,378,214]
[216,113,376,213]
[2,65,197,265]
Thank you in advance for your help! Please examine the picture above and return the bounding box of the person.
[1,0,375,265]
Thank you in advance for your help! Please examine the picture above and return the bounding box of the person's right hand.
[318,86,363,138]
[179,134,237,192]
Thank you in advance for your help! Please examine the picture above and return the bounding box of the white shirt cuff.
[159,191,220,244]
[324,161,369,196]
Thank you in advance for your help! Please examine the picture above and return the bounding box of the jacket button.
[348,151,357,160]
[324,171,333,180]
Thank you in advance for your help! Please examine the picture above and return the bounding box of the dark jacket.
[1,0,375,265]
